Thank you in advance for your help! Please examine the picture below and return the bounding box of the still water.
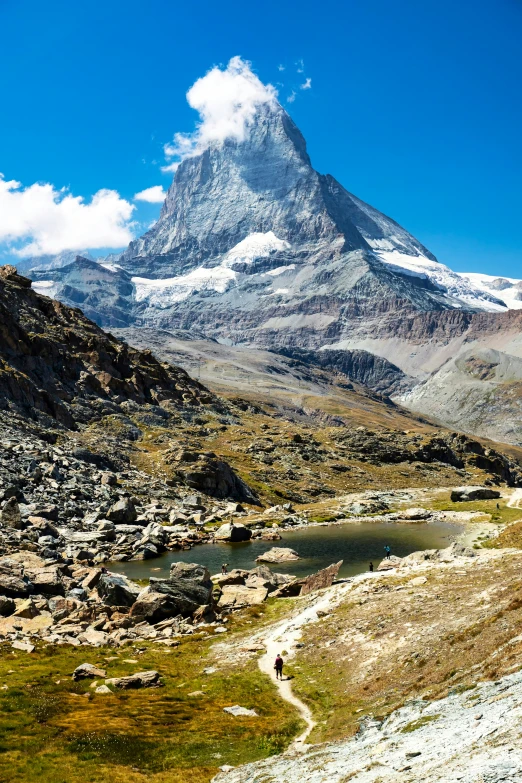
[108,520,462,582]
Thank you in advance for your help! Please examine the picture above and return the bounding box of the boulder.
[72,663,107,681]
[377,555,402,571]
[107,497,137,524]
[214,523,252,543]
[217,584,268,608]
[401,507,431,521]
[450,486,501,502]
[223,705,258,717]
[77,629,111,646]
[256,547,299,563]
[215,569,249,587]
[245,565,294,594]
[0,596,15,616]
[300,561,343,596]
[27,516,60,537]
[25,565,65,596]
[130,587,181,624]
[0,497,22,529]
[97,573,141,606]
[169,562,211,583]
[105,670,161,689]
[13,598,40,618]
[148,577,213,617]
[0,558,34,597]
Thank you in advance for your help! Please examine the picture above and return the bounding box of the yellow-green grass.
[0,626,302,783]
[290,554,522,743]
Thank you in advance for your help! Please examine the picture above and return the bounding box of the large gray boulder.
[450,486,501,502]
[129,587,181,623]
[107,497,137,524]
[146,561,214,617]
[214,523,252,543]
[97,573,141,606]
[0,558,34,597]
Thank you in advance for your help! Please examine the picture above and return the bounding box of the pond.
[108,519,463,582]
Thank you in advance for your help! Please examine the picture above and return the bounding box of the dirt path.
[507,488,522,508]
[257,583,351,747]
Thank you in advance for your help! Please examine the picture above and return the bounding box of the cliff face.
[0,265,216,429]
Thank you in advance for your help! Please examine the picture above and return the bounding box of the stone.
[97,573,141,607]
[13,598,40,618]
[100,472,117,486]
[105,670,161,689]
[215,569,249,587]
[223,705,258,717]
[72,663,108,681]
[300,561,343,596]
[401,507,431,521]
[0,596,15,616]
[81,569,102,590]
[377,555,402,571]
[450,486,501,502]
[0,497,22,529]
[130,588,179,624]
[25,565,64,596]
[409,576,428,586]
[214,523,252,542]
[12,640,35,653]
[77,629,111,646]
[217,585,268,608]
[256,547,299,563]
[107,497,137,524]
[148,575,213,618]
[95,684,113,694]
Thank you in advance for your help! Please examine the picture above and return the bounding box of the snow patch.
[458,272,522,311]
[132,267,237,305]
[265,264,296,276]
[222,231,291,268]
[133,232,290,306]
[99,262,123,273]
[375,249,508,312]
[31,280,59,298]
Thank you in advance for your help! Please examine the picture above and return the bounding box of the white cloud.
[133,185,166,203]
[163,56,278,165]
[0,174,135,256]
[287,91,297,103]
[296,59,305,73]
[300,77,312,90]
[278,64,285,71]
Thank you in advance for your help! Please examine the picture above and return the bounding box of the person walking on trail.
[274,654,284,680]
[384,545,391,559]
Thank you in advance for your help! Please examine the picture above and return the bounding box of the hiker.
[274,654,284,680]
[384,545,391,559]
[369,562,374,572]
[221,563,228,575]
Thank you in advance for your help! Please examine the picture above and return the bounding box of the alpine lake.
[108,518,463,582]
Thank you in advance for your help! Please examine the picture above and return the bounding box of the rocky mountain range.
[23,100,522,445]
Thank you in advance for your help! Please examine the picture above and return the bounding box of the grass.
[290,553,522,743]
[0,616,302,783]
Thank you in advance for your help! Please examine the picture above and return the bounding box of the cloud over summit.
[163,56,278,167]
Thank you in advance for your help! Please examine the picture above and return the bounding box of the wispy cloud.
[133,185,166,203]
[278,64,285,71]
[296,58,305,73]
[0,174,135,257]
[286,90,297,104]
[163,56,278,168]
[300,77,312,90]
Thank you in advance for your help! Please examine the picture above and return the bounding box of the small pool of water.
[108,519,462,582]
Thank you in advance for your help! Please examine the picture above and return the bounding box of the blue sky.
[0,0,521,274]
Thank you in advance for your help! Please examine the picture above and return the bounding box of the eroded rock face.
[0,497,22,529]
[300,561,343,596]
